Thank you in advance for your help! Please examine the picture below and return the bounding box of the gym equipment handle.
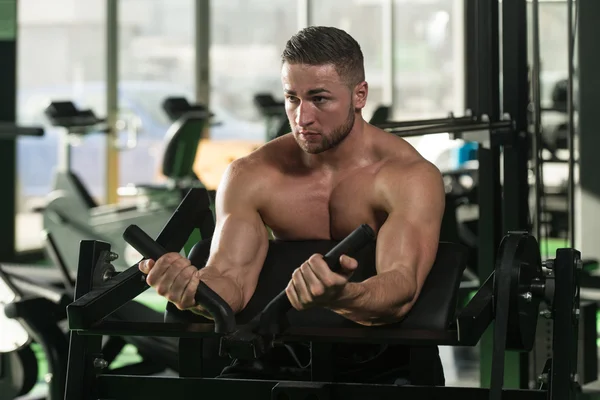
[123,225,236,334]
[323,224,376,273]
[256,224,376,334]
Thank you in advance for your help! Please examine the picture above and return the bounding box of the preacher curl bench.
[64,188,582,400]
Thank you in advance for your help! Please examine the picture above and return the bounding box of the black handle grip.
[256,224,376,334]
[0,124,44,139]
[322,224,376,273]
[122,224,236,333]
[123,225,168,261]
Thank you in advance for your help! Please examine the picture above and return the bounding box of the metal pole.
[531,0,543,243]
[567,0,576,249]
[452,0,466,114]
[376,115,474,130]
[298,0,310,29]
[382,0,394,107]
[106,0,119,205]
[386,120,512,139]
[195,0,210,107]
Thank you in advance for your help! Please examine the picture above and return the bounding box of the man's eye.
[286,97,299,103]
[313,96,326,103]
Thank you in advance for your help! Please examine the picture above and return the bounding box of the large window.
[118,0,195,186]
[16,0,106,251]
[392,0,463,120]
[203,0,299,188]
[311,0,386,121]
[528,1,570,106]
[210,0,299,141]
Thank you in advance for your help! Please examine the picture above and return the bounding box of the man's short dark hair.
[281,26,365,88]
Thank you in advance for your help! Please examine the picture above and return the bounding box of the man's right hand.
[138,253,202,311]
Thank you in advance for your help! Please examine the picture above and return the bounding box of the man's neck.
[302,118,370,171]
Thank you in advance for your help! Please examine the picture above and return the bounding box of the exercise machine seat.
[160,115,205,182]
[165,238,468,333]
[369,105,391,125]
[128,114,207,199]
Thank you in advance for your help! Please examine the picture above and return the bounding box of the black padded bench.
[159,237,469,385]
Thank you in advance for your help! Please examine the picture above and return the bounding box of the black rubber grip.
[122,224,236,333]
[256,224,376,333]
[322,224,376,273]
[195,281,237,333]
[123,225,168,261]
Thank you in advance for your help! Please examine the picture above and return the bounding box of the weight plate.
[0,346,38,398]
[494,232,543,351]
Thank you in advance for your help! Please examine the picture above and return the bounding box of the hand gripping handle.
[256,224,376,333]
[123,225,236,333]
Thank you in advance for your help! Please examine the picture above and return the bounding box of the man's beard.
[297,105,356,154]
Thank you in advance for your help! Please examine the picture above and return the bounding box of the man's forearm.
[192,267,245,316]
[327,270,416,326]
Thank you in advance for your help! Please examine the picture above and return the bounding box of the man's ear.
[353,81,368,110]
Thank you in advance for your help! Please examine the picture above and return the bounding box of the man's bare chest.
[259,171,387,241]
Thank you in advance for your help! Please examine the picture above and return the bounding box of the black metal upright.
[502,0,530,234]
[464,0,503,388]
[550,249,581,399]
[0,2,17,262]
[464,0,502,276]
[501,0,531,390]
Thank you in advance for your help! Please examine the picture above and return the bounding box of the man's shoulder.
[376,156,441,181]
[373,155,444,210]
[224,136,294,187]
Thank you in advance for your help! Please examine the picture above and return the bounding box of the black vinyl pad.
[166,239,468,332]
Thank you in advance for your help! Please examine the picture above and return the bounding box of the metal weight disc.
[514,233,543,351]
[494,232,543,351]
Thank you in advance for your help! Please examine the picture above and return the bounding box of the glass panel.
[16,0,106,252]
[205,0,299,188]
[310,0,385,121]
[528,1,569,106]
[392,0,461,120]
[118,0,195,187]
[386,0,464,169]
[527,1,570,190]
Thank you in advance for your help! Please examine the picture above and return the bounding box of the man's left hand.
[286,253,358,311]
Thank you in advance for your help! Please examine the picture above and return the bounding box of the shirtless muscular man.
[139,25,446,383]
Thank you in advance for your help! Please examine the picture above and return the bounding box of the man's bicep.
[207,161,270,299]
[375,162,445,282]
[375,211,440,279]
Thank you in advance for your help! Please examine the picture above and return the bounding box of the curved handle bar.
[124,223,376,337]
[256,224,376,334]
[123,225,236,333]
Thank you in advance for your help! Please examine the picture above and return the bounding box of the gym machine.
[0,123,44,399]
[41,99,210,273]
[118,96,211,199]
[62,187,583,400]
[1,194,192,400]
[0,256,187,400]
[0,266,41,400]
[253,93,289,142]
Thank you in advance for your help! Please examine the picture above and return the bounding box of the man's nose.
[295,101,315,128]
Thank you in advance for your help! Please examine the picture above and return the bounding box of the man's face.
[281,62,366,154]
